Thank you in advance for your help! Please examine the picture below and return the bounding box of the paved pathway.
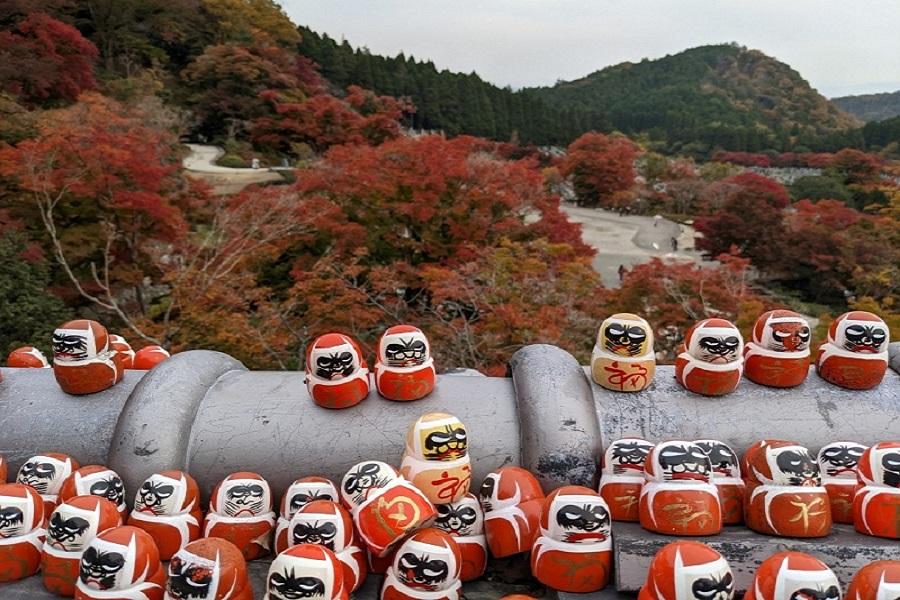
[560,205,702,287]
[182,144,283,193]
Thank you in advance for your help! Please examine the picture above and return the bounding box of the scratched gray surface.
[588,363,900,459]
[184,369,520,502]
[0,366,142,473]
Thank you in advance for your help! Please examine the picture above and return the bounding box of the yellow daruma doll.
[400,413,472,504]
[591,313,656,392]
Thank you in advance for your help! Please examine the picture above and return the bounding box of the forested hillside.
[834,90,900,122]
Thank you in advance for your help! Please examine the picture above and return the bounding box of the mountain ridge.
[832,90,900,122]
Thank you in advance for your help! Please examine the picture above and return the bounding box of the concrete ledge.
[510,344,602,491]
[107,350,246,496]
[611,521,899,593]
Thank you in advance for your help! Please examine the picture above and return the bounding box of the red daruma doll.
[128,470,203,560]
[817,441,867,524]
[52,319,122,395]
[433,494,487,582]
[287,500,366,594]
[675,318,743,396]
[477,466,544,558]
[743,552,840,600]
[638,541,734,600]
[853,441,900,539]
[109,335,135,370]
[639,441,722,536]
[17,452,79,516]
[381,528,462,600]
[74,526,165,600]
[694,439,745,525]
[42,496,122,596]
[743,309,811,388]
[597,438,654,522]
[132,345,170,370]
[7,346,50,368]
[264,543,346,600]
[0,482,46,582]
[59,465,128,517]
[203,472,276,560]
[846,561,900,600]
[375,325,436,401]
[306,333,371,409]
[816,310,889,390]
[530,486,612,593]
[274,476,339,554]
[166,538,253,600]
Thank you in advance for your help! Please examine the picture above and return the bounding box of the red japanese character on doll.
[203,472,275,561]
[375,325,436,401]
[675,318,743,396]
[274,476,339,554]
[531,485,612,593]
[74,525,166,600]
[743,552,840,600]
[305,333,371,409]
[381,528,462,600]
[845,561,900,600]
[597,438,654,522]
[591,313,656,392]
[7,345,49,368]
[263,543,346,600]
[286,500,366,593]
[816,311,889,390]
[165,538,253,600]
[59,465,128,517]
[477,466,544,558]
[400,412,471,504]
[638,540,734,600]
[0,482,46,582]
[52,319,123,395]
[853,441,900,540]
[133,345,170,371]
[817,441,867,525]
[42,495,121,596]
[17,452,79,516]
[340,461,435,558]
[744,440,831,538]
[433,494,486,582]
[128,470,202,560]
[109,335,135,370]
[639,441,722,536]
[744,310,811,388]
[694,439,744,525]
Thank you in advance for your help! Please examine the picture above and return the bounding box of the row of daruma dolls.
[637,539,898,600]
[592,310,890,394]
[597,437,900,540]
[4,319,170,394]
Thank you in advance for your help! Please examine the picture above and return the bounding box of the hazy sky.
[282,1,900,98]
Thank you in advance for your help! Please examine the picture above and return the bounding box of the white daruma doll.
[816,311,889,390]
[591,313,656,392]
[203,472,276,560]
[400,412,471,504]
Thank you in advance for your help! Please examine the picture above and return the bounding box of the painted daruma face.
[167,550,216,599]
[817,443,866,479]
[772,447,821,486]
[285,480,338,519]
[768,322,811,352]
[0,496,28,538]
[47,504,99,551]
[694,441,740,479]
[550,495,611,544]
[79,539,129,590]
[603,319,650,357]
[420,419,468,461]
[18,455,69,495]
[696,335,741,363]
[607,439,655,475]
[841,323,888,354]
[222,480,269,517]
[340,461,395,507]
[654,442,712,482]
[384,334,429,368]
[312,344,359,380]
[134,474,186,515]
[435,500,481,536]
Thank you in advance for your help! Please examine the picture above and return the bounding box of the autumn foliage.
[562,132,638,207]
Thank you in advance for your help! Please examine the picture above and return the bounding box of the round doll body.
[286,500,366,593]
[817,441,867,524]
[597,438,654,522]
[375,325,436,401]
[7,345,50,368]
[743,310,811,388]
[638,441,722,536]
[530,485,612,593]
[433,494,487,582]
[675,318,743,396]
[74,525,166,600]
[694,439,745,525]
[381,528,462,600]
[0,483,46,582]
[477,466,545,558]
[742,551,840,600]
[591,313,656,392]
[305,333,371,409]
[845,561,900,600]
[853,441,900,539]
[637,540,734,600]
[264,543,346,600]
[816,311,889,390]
[274,476,339,554]
[109,336,135,370]
[743,441,832,538]
[202,472,275,561]
[340,461,436,558]
[42,495,122,596]
[399,412,471,504]
[128,471,202,560]
[59,465,128,517]
[17,452,79,516]
[165,538,253,600]
[52,319,122,395]
[132,345,170,371]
